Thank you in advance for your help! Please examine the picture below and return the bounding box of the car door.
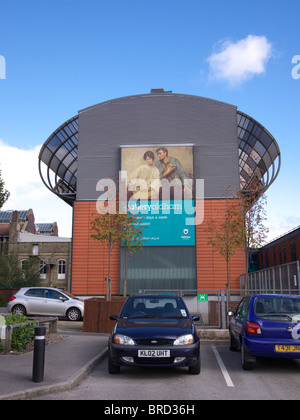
[23,288,45,315]
[231,297,251,342]
[42,289,67,316]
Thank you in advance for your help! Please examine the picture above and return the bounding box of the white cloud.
[207,35,273,86]
[0,139,72,237]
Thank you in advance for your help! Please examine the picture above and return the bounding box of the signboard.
[121,145,194,201]
[129,200,195,246]
[121,145,195,246]
[197,294,208,302]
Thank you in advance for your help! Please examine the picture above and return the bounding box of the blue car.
[108,295,201,374]
[228,294,300,370]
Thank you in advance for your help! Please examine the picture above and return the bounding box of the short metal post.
[32,326,46,383]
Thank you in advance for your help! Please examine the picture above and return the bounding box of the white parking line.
[211,346,234,388]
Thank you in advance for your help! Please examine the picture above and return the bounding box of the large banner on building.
[128,200,195,246]
[121,145,194,200]
[121,145,195,246]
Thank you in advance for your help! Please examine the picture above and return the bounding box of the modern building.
[259,226,300,269]
[39,90,281,296]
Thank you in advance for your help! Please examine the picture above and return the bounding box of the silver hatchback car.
[7,287,84,321]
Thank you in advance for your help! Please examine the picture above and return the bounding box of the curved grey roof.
[39,115,78,205]
[237,111,281,194]
[39,97,281,206]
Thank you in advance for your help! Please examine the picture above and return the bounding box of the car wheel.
[241,340,256,370]
[188,357,201,375]
[66,307,81,321]
[108,354,120,374]
[12,304,26,316]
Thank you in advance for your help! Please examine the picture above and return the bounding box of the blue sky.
[0,0,299,240]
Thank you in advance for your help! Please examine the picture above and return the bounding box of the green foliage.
[5,313,36,351]
[91,206,146,297]
[0,254,22,287]
[0,295,6,307]
[0,254,41,288]
[0,168,10,210]
[208,180,269,288]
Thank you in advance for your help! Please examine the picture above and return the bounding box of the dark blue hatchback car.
[108,295,200,374]
[228,294,300,370]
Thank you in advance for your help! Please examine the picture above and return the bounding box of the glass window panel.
[258,130,272,148]
[119,246,196,294]
[268,142,279,160]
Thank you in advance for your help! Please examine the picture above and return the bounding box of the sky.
[0,0,299,241]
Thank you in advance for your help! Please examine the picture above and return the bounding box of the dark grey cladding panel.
[77,93,239,200]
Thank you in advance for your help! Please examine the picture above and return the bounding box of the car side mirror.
[109,315,118,321]
[227,311,235,317]
[192,315,200,321]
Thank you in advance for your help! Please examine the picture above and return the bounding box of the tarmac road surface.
[32,344,300,401]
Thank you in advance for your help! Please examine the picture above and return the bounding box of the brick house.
[0,209,71,290]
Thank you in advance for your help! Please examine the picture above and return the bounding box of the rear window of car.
[24,289,44,297]
[255,297,300,322]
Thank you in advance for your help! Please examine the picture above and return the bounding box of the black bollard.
[32,326,46,383]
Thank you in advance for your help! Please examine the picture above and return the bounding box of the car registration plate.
[138,349,170,358]
[275,345,300,353]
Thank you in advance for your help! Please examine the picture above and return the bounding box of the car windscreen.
[254,297,300,322]
[62,291,81,300]
[120,297,189,319]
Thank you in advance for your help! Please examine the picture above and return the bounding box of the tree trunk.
[123,247,128,297]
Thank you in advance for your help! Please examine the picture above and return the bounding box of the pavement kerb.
[0,348,108,401]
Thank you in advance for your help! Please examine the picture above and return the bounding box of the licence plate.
[138,349,170,358]
[275,345,300,353]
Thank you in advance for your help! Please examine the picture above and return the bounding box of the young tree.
[0,254,22,287]
[237,177,269,276]
[91,208,145,299]
[0,168,10,209]
[208,178,269,291]
[91,212,123,300]
[0,254,40,287]
[208,187,244,290]
[119,212,145,297]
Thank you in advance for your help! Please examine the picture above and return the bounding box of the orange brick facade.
[71,200,246,295]
[71,201,120,296]
[196,200,246,290]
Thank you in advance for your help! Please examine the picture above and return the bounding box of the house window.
[58,260,66,280]
[21,260,28,276]
[40,260,47,279]
[32,245,39,256]
[291,237,297,262]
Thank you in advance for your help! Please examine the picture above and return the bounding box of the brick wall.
[71,200,246,295]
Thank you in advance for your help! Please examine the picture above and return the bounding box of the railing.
[0,317,58,351]
[240,261,300,294]
[140,289,227,329]
[140,286,300,329]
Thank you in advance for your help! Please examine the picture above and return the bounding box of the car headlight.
[173,334,194,346]
[114,334,135,345]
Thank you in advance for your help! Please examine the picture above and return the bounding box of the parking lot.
[2,307,300,401]
[34,342,300,400]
